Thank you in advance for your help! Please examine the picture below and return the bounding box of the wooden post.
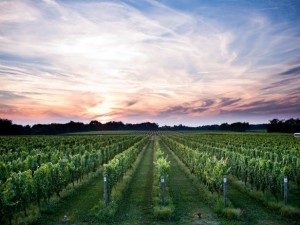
[284,176,288,206]
[223,175,227,208]
[104,176,109,206]
[161,176,165,206]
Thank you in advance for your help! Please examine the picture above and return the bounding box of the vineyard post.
[223,175,227,208]
[161,176,165,206]
[284,176,288,206]
[104,176,109,206]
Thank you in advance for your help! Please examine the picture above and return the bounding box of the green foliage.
[0,135,145,225]
[0,162,8,182]
[222,208,241,219]
[163,133,300,198]
[153,205,174,220]
[154,157,170,179]
[162,135,246,219]
[280,206,300,219]
[1,132,300,224]
[152,139,174,220]
[93,138,149,221]
[163,136,230,193]
[103,138,148,202]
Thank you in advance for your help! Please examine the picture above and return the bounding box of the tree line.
[0,119,159,135]
[160,122,252,132]
[267,118,300,133]
[0,118,299,135]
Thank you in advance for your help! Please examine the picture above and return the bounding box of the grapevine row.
[103,137,149,203]
[0,136,143,225]
[162,136,230,193]
[168,134,300,197]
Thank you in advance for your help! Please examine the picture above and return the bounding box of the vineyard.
[0,131,299,225]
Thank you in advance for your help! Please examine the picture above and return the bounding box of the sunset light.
[0,0,299,126]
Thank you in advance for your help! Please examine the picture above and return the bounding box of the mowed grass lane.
[161,139,220,225]
[227,180,299,225]
[109,138,155,225]
[37,172,103,225]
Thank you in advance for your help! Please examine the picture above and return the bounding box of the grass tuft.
[280,206,300,219]
[153,205,174,220]
[222,208,241,219]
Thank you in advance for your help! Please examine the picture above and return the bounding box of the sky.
[0,0,300,126]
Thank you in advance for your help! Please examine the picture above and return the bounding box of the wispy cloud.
[279,66,300,76]
[0,0,299,125]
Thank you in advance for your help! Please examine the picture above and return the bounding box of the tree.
[0,119,13,135]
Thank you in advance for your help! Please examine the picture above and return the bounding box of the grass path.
[37,172,103,225]
[108,138,154,225]
[227,180,299,225]
[160,139,220,225]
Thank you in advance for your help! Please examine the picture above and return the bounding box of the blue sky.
[0,0,299,126]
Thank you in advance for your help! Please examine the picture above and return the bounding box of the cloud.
[0,104,20,115]
[220,98,241,107]
[279,66,300,76]
[0,0,299,125]
[228,97,300,115]
[159,97,241,118]
[0,0,40,23]
[126,100,138,107]
[0,90,27,101]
